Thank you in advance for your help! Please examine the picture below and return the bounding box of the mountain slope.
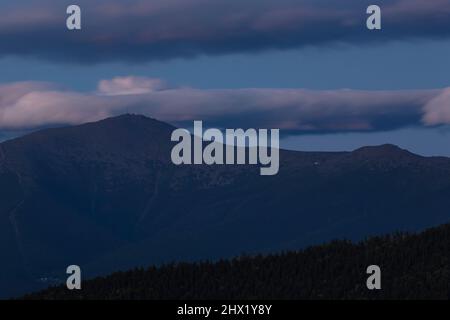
[1,114,450,298]
[25,223,450,300]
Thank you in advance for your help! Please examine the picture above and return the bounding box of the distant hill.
[25,223,450,300]
[2,114,450,298]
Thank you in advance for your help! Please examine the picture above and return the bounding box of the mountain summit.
[352,144,415,158]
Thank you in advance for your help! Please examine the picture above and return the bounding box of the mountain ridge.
[0,115,442,160]
[1,114,450,298]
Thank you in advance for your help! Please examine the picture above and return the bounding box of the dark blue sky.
[1,0,450,155]
[2,40,450,91]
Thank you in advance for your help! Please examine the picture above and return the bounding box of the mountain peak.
[92,113,171,127]
[352,144,416,158]
[0,114,177,166]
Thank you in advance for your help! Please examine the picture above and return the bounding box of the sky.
[0,0,450,155]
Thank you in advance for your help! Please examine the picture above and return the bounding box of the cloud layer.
[1,0,450,63]
[0,76,448,134]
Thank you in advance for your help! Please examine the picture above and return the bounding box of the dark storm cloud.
[0,0,449,63]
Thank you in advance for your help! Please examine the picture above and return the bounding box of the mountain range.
[1,114,450,298]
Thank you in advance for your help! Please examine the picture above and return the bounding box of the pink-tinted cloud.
[97,77,169,96]
[423,88,450,126]
[0,77,447,133]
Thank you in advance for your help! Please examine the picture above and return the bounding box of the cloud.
[0,76,448,134]
[97,76,169,96]
[1,0,450,63]
[423,88,450,126]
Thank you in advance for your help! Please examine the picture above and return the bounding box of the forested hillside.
[25,223,450,300]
